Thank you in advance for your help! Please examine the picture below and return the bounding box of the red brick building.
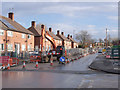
[0,12,34,54]
[28,21,62,51]
[67,34,78,48]
[56,30,71,49]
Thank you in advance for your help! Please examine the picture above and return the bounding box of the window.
[22,34,26,38]
[28,35,31,39]
[22,45,26,51]
[28,45,31,51]
[0,44,4,51]
[7,31,13,37]
[8,44,13,51]
[0,30,4,35]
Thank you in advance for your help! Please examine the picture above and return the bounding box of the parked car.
[98,48,102,53]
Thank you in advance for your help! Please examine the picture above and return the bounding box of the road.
[2,54,119,88]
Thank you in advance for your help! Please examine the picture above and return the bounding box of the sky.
[1,2,118,40]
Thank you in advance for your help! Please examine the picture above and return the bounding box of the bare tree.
[111,38,119,45]
[99,38,103,46]
[75,30,91,48]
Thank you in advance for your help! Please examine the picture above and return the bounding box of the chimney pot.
[31,21,36,27]
[68,34,70,38]
[57,30,59,35]
[61,32,64,35]
[8,12,14,21]
[41,24,45,29]
[49,28,52,32]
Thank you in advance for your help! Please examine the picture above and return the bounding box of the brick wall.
[0,30,34,52]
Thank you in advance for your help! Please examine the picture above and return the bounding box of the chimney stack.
[41,24,45,29]
[49,28,52,32]
[70,35,72,38]
[31,21,36,27]
[8,12,14,21]
[61,32,64,35]
[57,30,60,35]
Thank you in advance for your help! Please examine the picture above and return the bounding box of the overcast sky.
[1,2,118,40]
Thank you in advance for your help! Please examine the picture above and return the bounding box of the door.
[15,44,20,54]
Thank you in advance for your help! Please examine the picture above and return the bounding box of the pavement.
[89,54,120,74]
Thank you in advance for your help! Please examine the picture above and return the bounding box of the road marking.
[88,80,94,88]
[78,79,86,88]
[78,79,94,88]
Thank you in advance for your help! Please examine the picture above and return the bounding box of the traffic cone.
[65,59,67,64]
[7,63,10,70]
[35,61,38,68]
[50,56,53,66]
[2,64,5,70]
[50,59,53,66]
[71,58,74,61]
[67,59,70,63]
[23,61,26,68]
[76,57,77,60]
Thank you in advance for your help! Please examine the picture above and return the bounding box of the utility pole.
[106,28,108,48]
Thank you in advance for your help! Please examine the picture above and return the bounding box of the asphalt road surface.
[2,54,119,88]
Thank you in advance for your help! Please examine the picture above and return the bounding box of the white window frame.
[7,31,13,37]
[0,29,4,35]
[28,45,31,51]
[22,45,26,51]
[7,44,13,51]
[22,34,26,38]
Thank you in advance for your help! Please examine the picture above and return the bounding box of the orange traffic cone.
[67,59,70,63]
[7,63,10,70]
[71,58,74,61]
[35,61,38,68]
[50,55,53,66]
[65,59,67,64]
[2,64,5,70]
[23,61,26,68]
[50,59,53,66]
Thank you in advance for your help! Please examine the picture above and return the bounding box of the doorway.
[15,43,20,54]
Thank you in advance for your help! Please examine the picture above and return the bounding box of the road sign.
[60,57,65,62]
[102,49,106,52]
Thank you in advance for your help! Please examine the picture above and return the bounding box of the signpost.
[60,57,65,62]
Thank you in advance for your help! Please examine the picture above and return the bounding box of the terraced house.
[0,12,34,54]
[28,21,62,52]
[56,30,71,49]
[67,34,78,48]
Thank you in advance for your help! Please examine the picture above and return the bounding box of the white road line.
[88,80,94,88]
[78,79,94,88]
[78,79,86,88]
